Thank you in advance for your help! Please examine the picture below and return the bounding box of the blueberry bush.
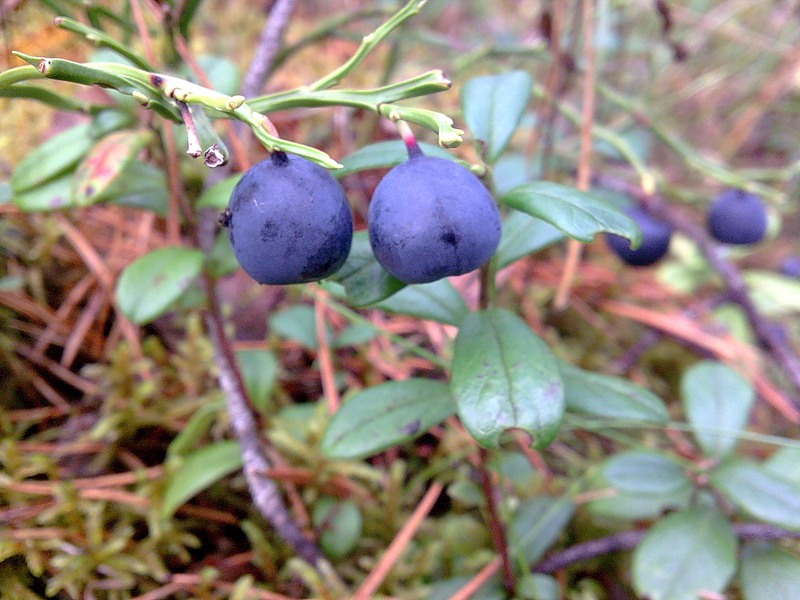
[1,1,800,599]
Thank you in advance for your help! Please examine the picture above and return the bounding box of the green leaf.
[0,182,10,204]
[602,451,692,496]
[327,231,405,306]
[680,360,755,458]
[764,446,800,487]
[461,70,533,163]
[116,247,205,324]
[11,123,94,193]
[451,308,564,448]
[196,174,242,209]
[373,279,469,326]
[709,458,800,530]
[162,440,242,519]
[71,129,154,206]
[587,486,692,521]
[510,496,574,565]
[333,323,377,348]
[321,379,455,459]
[740,543,800,600]
[496,210,564,269]
[517,574,559,600]
[207,230,238,277]
[501,181,643,244]
[559,362,669,424]
[12,174,73,211]
[336,140,455,178]
[427,577,505,600]
[269,305,330,350]
[235,349,278,416]
[167,398,225,458]
[312,497,363,560]
[195,55,241,97]
[743,270,800,317]
[104,162,169,215]
[632,507,737,600]
[492,152,538,197]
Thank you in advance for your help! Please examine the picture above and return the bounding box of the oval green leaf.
[13,174,74,211]
[511,496,574,565]
[632,507,737,600]
[196,173,242,209]
[321,379,455,459]
[374,278,469,326]
[161,440,242,519]
[680,360,755,458]
[451,308,564,448]
[460,70,533,163]
[501,181,643,244]
[105,162,169,215]
[116,247,205,325]
[337,140,455,178]
[312,497,363,560]
[559,362,669,424]
[327,231,405,306]
[602,451,692,496]
[709,458,800,530]
[235,349,278,416]
[740,543,800,600]
[11,122,94,193]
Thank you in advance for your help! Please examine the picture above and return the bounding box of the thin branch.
[533,522,800,573]
[477,448,515,595]
[204,276,322,565]
[240,0,297,100]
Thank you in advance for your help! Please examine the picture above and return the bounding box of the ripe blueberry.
[706,189,767,245]
[606,206,672,267]
[780,255,800,279]
[225,151,353,285]
[367,149,501,284]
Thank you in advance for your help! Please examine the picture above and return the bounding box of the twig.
[240,0,297,100]
[352,482,443,600]
[477,448,515,595]
[533,522,800,573]
[314,288,340,414]
[554,0,595,310]
[450,557,501,600]
[204,280,321,565]
[594,173,800,398]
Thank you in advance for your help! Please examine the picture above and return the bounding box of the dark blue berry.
[606,206,672,267]
[707,189,767,245]
[226,152,353,285]
[367,154,501,284]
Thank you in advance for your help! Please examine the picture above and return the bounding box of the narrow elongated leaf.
[511,496,574,565]
[327,231,405,306]
[116,247,205,324]
[71,129,154,206]
[374,279,469,325]
[709,458,800,530]
[11,123,94,193]
[321,379,455,459]
[602,451,692,496]
[461,71,533,163]
[337,140,454,177]
[501,181,642,244]
[559,362,669,424]
[632,507,737,600]
[161,440,242,519]
[167,398,225,458]
[680,360,755,458]
[451,308,564,448]
[496,209,564,269]
[13,174,73,211]
[740,543,800,600]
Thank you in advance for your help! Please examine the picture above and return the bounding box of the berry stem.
[396,119,423,158]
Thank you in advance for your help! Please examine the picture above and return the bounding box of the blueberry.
[367,152,501,284]
[606,206,672,267]
[706,189,767,245]
[780,255,800,279]
[225,152,353,285]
